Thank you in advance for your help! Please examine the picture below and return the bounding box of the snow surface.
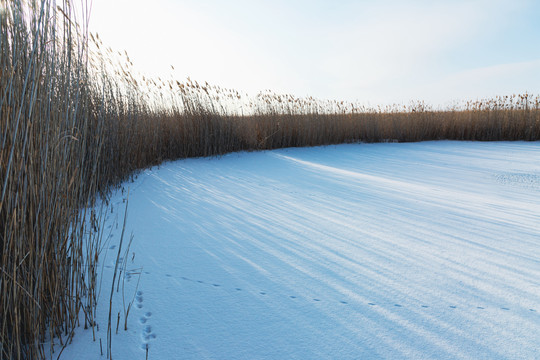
[59,141,540,360]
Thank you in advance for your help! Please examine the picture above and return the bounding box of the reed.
[0,0,104,358]
[1,0,539,359]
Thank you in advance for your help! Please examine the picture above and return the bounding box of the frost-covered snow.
[60,141,540,360]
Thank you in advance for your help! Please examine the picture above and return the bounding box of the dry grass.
[1,0,539,359]
[0,0,104,359]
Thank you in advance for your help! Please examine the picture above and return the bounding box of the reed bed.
[1,0,539,359]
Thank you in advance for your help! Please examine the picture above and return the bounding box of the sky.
[87,0,540,107]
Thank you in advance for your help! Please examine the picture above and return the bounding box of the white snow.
[59,141,540,360]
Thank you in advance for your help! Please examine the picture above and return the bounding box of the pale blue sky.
[89,0,540,106]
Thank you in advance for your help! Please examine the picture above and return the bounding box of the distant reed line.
[0,0,538,359]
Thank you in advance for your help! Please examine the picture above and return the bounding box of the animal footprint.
[139,314,157,350]
[138,311,151,325]
[135,291,144,309]
[142,325,157,341]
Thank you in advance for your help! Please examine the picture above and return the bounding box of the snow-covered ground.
[60,141,540,360]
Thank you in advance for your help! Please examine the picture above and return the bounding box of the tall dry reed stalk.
[0,0,107,358]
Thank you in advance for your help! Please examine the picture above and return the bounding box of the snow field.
[59,141,540,360]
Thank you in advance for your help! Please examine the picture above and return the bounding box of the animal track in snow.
[174,274,535,313]
[141,324,157,343]
[136,292,157,351]
[135,291,143,309]
[139,311,152,325]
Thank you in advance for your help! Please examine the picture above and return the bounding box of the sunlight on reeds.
[1,0,539,359]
